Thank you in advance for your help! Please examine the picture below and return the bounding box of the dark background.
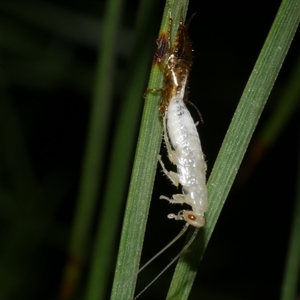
[1,0,299,299]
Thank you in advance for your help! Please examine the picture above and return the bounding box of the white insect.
[133,15,208,299]
[159,81,207,229]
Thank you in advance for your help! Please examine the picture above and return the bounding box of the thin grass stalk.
[59,0,124,298]
[238,53,300,185]
[259,54,300,147]
[167,0,300,298]
[110,1,190,299]
[84,0,160,299]
[280,130,300,300]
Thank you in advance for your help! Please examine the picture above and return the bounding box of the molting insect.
[134,12,207,299]
[159,13,207,228]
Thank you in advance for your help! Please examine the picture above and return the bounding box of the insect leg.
[160,194,186,205]
[163,111,177,164]
[158,155,179,187]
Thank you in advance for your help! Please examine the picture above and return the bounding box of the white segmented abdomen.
[166,95,208,215]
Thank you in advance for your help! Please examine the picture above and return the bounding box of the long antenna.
[187,100,204,124]
[137,223,189,275]
[123,223,189,289]
[134,227,199,299]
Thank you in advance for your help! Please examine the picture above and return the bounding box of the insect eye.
[188,214,196,221]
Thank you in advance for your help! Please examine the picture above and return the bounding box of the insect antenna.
[187,100,204,124]
[134,226,199,299]
[123,223,189,293]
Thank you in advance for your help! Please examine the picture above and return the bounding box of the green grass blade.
[109,1,190,299]
[280,130,300,300]
[238,52,300,184]
[60,0,124,297]
[259,54,300,147]
[167,0,300,298]
[84,0,160,299]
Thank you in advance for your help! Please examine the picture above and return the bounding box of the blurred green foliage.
[0,0,299,300]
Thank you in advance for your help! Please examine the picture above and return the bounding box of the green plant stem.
[280,130,300,300]
[84,0,159,299]
[109,1,190,299]
[167,0,300,299]
[60,0,123,297]
[260,53,300,147]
